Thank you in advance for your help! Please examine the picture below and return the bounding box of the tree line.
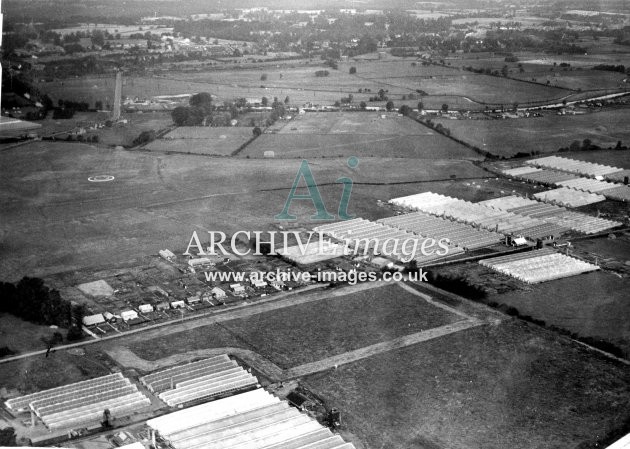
[0,278,85,340]
[170,92,287,128]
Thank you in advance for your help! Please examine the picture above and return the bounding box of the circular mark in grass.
[88,175,115,182]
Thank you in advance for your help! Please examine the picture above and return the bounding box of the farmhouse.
[230,283,246,294]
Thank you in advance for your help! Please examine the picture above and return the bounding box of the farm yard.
[145,126,255,156]
[433,108,630,157]
[241,112,481,159]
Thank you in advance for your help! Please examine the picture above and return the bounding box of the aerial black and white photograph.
[0,0,629,447]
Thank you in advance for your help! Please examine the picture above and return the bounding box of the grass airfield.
[0,140,489,281]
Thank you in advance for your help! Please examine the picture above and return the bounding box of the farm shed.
[120,310,139,321]
[139,304,154,314]
[82,313,105,327]
[188,258,213,268]
[159,249,176,262]
[155,301,170,311]
[211,287,226,298]
[187,295,201,304]
[251,278,268,289]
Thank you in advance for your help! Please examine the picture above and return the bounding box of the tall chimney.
[112,70,122,121]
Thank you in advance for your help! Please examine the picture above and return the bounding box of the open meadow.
[342,59,571,106]
[0,140,489,281]
[129,283,465,367]
[433,108,630,157]
[487,270,630,356]
[145,126,254,156]
[242,112,482,159]
[304,318,630,449]
[35,56,581,112]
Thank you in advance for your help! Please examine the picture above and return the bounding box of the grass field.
[304,319,630,449]
[561,149,630,168]
[36,57,577,112]
[341,58,570,105]
[241,112,481,159]
[0,314,65,354]
[35,64,409,108]
[24,111,174,148]
[145,126,254,156]
[221,283,463,368]
[365,73,570,105]
[130,283,464,368]
[433,109,630,157]
[0,347,110,393]
[487,271,630,356]
[0,140,489,281]
[511,69,627,92]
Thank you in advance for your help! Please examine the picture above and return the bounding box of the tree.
[67,326,83,341]
[417,101,424,112]
[359,101,367,110]
[386,100,395,111]
[441,103,449,113]
[398,105,412,116]
[253,127,262,136]
[91,30,105,48]
[94,100,103,110]
[261,97,269,107]
[171,106,189,126]
[185,107,205,126]
[501,65,509,77]
[284,96,290,105]
[569,140,581,152]
[189,92,213,114]
[0,427,16,446]
[349,66,357,74]
[582,138,593,150]
[260,73,268,81]
[133,130,157,146]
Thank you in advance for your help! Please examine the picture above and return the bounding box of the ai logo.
[275,157,359,221]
